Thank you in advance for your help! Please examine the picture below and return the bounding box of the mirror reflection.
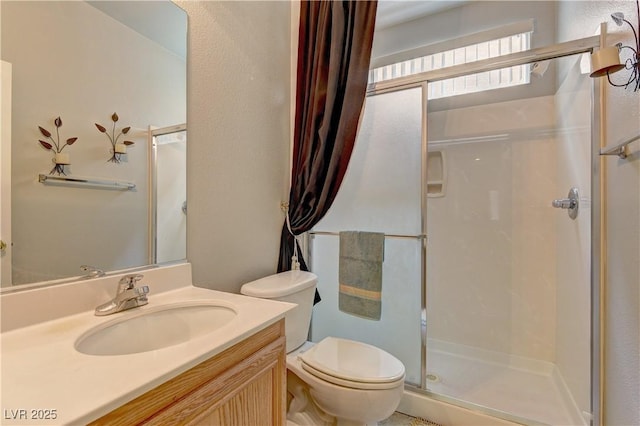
[0,1,187,289]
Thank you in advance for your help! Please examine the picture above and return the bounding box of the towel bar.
[309,231,426,240]
[600,133,640,159]
[38,174,136,190]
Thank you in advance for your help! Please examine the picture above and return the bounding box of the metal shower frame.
[148,123,187,265]
[356,35,603,425]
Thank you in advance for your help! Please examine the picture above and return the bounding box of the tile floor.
[381,412,441,426]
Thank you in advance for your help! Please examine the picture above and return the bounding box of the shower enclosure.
[150,124,187,265]
[308,36,601,425]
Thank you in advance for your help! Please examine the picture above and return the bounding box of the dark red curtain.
[277,0,377,302]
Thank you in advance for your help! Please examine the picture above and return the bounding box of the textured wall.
[179,1,290,293]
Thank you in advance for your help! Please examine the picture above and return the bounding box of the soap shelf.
[38,174,136,190]
[600,134,640,159]
[427,151,446,198]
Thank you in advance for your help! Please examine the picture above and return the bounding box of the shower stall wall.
[309,37,600,426]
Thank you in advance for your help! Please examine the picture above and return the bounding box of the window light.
[369,32,532,99]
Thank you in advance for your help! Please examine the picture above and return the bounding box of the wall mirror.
[0,1,187,291]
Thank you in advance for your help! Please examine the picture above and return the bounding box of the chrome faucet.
[80,265,105,279]
[94,274,149,316]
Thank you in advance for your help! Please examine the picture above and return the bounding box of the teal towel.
[338,231,384,320]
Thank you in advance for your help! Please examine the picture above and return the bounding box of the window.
[369,32,532,99]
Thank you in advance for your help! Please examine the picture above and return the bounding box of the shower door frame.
[148,123,187,265]
[366,35,603,425]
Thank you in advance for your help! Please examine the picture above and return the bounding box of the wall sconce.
[95,113,135,163]
[590,45,625,77]
[590,0,640,92]
[37,116,78,176]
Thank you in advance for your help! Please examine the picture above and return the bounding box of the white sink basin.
[75,302,237,356]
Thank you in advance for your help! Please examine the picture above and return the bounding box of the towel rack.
[600,133,640,159]
[308,231,426,240]
[38,174,136,190]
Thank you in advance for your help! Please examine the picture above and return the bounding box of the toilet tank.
[240,270,317,353]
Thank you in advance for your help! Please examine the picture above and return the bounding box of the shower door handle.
[551,198,575,209]
[552,187,579,220]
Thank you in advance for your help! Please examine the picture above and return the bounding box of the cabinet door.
[146,336,285,425]
[90,320,286,426]
[178,337,286,426]
[190,365,276,425]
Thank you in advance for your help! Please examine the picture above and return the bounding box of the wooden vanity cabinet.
[90,320,286,426]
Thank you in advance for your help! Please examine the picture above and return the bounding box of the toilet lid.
[298,337,405,387]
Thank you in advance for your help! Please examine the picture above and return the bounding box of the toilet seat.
[298,337,405,390]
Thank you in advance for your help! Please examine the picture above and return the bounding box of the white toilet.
[240,270,405,426]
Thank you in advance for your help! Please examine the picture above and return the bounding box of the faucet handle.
[135,285,150,303]
[80,265,105,279]
[118,274,144,289]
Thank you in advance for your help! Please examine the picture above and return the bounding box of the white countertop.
[0,265,293,425]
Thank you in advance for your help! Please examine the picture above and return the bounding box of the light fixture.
[590,45,625,77]
[590,0,640,91]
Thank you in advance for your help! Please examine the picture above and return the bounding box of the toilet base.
[287,362,402,426]
[287,411,378,426]
[287,369,335,426]
[286,352,403,426]
[290,371,380,425]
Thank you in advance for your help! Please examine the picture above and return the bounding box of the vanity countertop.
[0,265,293,425]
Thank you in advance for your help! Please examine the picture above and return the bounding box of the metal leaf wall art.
[95,112,134,163]
[37,116,78,175]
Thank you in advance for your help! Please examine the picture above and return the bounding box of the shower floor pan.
[425,343,584,425]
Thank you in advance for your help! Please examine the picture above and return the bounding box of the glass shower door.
[425,53,592,425]
[310,87,423,385]
[151,125,187,264]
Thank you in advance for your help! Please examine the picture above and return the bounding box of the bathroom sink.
[75,302,237,356]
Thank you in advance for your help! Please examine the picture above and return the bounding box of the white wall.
[1,1,185,284]
[372,1,557,58]
[179,1,290,293]
[557,2,640,425]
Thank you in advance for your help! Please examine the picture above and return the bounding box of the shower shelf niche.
[427,151,446,198]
